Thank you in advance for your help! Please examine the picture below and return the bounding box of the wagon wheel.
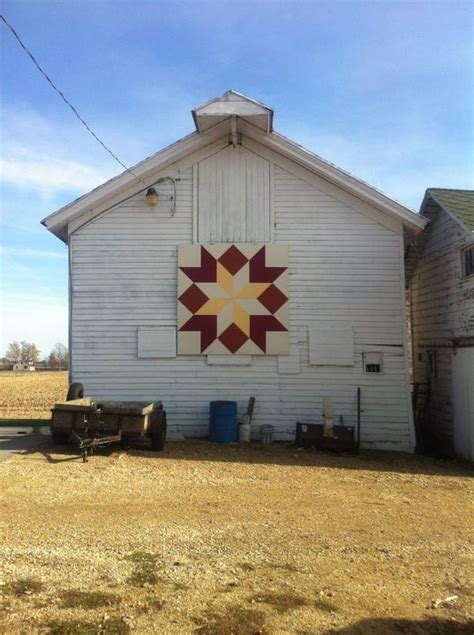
[66,382,84,401]
[150,411,167,451]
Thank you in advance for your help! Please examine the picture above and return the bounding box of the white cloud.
[279,123,474,210]
[0,153,108,193]
[0,246,67,259]
[0,219,45,235]
[1,293,68,358]
[0,106,117,198]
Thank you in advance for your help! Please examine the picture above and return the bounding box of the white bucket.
[239,423,251,443]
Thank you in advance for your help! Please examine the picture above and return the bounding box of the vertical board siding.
[410,207,474,446]
[198,144,271,242]
[70,143,412,450]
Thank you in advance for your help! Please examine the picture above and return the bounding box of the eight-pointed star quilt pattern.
[177,244,289,355]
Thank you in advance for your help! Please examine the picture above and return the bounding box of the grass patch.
[4,577,44,596]
[313,598,339,613]
[195,606,267,635]
[59,590,120,609]
[250,591,338,614]
[46,616,130,634]
[269,562,300,573]
[126,551,160,587]
[251,591,310,613]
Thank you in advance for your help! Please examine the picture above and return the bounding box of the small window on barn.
[363,352,383,374]
[461,246,474,277]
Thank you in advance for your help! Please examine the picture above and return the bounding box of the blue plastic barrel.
[209,401,238,443]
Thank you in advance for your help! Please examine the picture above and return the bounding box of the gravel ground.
[0,441,472,634]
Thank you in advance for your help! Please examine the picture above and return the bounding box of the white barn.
[42,91,427,450]
[12,362,35,372]
[410,189,474,460]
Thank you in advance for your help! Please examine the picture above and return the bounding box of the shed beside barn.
[42,91,427,450]
[410,189,474,460]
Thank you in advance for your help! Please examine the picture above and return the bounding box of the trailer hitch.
[77,433,122,463]
[70,404,122,462]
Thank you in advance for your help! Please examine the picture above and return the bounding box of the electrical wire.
[0,13,147,187]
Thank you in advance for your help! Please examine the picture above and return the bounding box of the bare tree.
[5,340,21,362]
[50,343,68,370]
[20,341,40,365]
[47,351,58,370]
[5,340,40,365]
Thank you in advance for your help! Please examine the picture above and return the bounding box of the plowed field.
[0,371,68,420]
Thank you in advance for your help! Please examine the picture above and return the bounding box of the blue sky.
[1,0,473,357]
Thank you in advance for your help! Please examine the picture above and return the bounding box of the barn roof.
[42,91,427,242]
[192,90,273,133]
[423,188,474,233]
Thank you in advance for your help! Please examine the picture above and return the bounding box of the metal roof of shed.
[426,189,474,232]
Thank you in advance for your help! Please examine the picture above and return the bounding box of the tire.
[150,411,167,451]
[66,382,84,401]
[51,428,69,444]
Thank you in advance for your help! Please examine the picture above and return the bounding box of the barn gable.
[42,91,426,241]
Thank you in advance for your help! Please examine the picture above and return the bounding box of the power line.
[0,13,147,187]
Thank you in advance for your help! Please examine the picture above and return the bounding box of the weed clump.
[46,616,130,634]
[251,591,309,613]
[251,591,338,614]
[4,577,44,596]
[313,597,339,613]
[195,606,267,634]
[126,551,160,587]
[59,590,120,609]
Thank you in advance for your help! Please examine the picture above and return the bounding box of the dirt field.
[0,371,68,421]
[0,440,472,634]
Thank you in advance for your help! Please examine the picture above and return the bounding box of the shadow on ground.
[0,428,50,463]
[1,414,472,477]
[134,439,474,478]
[16,435,473,477]
[324,617,474,634]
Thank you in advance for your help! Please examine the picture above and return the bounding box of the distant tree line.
[3,340,68,370]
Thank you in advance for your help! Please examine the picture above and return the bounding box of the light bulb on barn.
[146,187,159,206]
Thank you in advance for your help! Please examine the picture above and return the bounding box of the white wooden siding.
[410,206,474,447]
[198,144,271,242]
[70,137,412,450]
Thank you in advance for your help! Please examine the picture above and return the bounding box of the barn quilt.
[177,244,289,355]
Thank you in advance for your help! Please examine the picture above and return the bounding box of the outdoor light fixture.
[146,187,159,206]
[144,177,176,214]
